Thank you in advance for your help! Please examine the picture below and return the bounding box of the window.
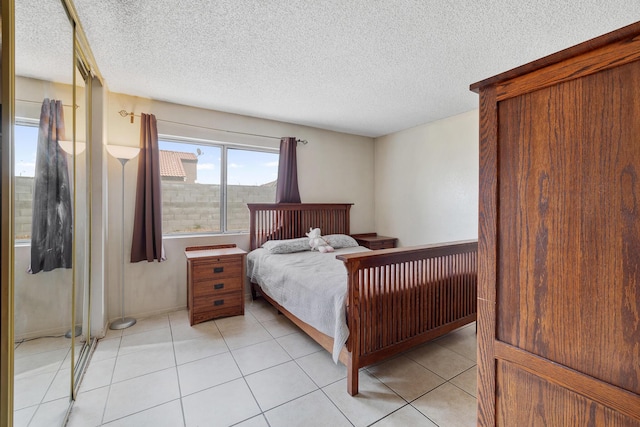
[158,137,278,234]
[14,123,39,240]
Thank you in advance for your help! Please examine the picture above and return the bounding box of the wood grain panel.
[495,342,640,420]
[496,360,640,426]
[495,33,640,101]
[477,84,498,427]
[497,59,640,394]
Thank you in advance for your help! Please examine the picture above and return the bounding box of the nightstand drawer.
[192,304,243,324]
[366,240,395,250]
[193,292,243,314]
[351,233,397,250]
[192,277,242,297]
[192,259,242,282]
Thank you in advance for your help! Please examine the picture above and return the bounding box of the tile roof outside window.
[159,150,198,183]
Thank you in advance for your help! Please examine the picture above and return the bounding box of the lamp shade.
[58,140,86,155]
[106,145,140,161]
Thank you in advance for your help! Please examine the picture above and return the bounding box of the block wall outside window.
[159,138,278,235]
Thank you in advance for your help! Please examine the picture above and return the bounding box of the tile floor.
[13,334,85,426]
[31,298,477,426]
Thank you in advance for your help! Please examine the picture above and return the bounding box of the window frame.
[158,134,279,236]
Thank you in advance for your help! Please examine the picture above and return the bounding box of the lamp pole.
[106,145,140,330]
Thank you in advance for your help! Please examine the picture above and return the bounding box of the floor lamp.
[59,140,86,338]
[106,145,140,330]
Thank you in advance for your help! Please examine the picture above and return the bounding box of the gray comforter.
[246,246,369,362]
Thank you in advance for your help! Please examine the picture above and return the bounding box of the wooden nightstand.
[185,244,246,326]
[351,233,397,250]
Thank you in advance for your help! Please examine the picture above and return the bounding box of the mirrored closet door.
[12,0,94,423]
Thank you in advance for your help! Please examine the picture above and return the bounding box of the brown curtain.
[130,113,165,262]
[29,99,72,273]
[275,137,301,203]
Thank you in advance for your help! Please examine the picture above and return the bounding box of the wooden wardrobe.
[471,22,640,426]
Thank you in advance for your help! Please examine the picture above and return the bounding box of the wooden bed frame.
[248,203,477,395]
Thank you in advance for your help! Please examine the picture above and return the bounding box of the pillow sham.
[323,234,359,249]
[262,237,310,254]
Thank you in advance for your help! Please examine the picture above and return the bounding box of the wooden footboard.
[337,240,477,395]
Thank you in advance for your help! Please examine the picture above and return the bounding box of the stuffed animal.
[306,227,334,253]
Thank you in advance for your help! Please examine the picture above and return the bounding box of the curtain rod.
[17,98,77,109]
[118,110,308,145]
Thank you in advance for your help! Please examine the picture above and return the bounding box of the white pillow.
[262,237,310,254]
[324,234,359,249]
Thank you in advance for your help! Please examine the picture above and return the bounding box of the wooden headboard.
[247,203,352,250]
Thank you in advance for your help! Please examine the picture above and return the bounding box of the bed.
[247,203,477,395]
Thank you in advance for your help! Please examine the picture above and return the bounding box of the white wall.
[373,110,479,247]
[105,92,375,329]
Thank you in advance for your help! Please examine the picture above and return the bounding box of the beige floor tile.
[102,327,123,341]
[79,357,117,393]
[173,334,229,365]
[406,342,475,380]
[14,348,68,378]
[170,319,221,342]
[168,309,189,326]
[260,316,299,338]
[14,336,70,357]
[28,397,70,427]
[182,378,261,427]
[13,404,37,427]
[276,332,323,359]
[265,390,352,427]
[323,370,405,427]
[435,325,477,362]
[371,404,438,427]
[245,361,318,411]
[102,368,180,423]
[234,414,270,427]
[296,349,346,387]
[232,339,291,375]
[245,299,280,322]
[102,399,184,427]
[367,355,446,401]
[90,338,121,363]
[412,382,477,427]
[121,314,170,336]
[43,368,72,402]
[219,322,272,350]
[67,386,110,427]
[112,342,175,383]
[177,351,241,396]
[450,366,477,397]
[118,328,173,356]
[214,312,259,333]
[13,370,56,410]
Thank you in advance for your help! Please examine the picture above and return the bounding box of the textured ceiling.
[16,1,640,137]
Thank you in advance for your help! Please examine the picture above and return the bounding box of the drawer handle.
[213,267,224,273]
[214,283,224,290]
[214,299,224,306]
